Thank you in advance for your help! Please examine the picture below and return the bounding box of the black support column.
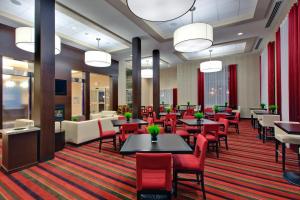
[33,0,55,162]
[111,75,118,111]
[153,50,160,115]
[0,56,2,129]
[132,37,141,118]
[84,72,90,120]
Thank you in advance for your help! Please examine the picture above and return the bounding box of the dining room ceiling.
[0,0,288,67]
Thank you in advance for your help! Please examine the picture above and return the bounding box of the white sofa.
[61,116,119,144]
[90,111,117,120]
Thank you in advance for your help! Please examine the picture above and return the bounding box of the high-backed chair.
[137,117,154,134]
[171,119,190,145]
[173,134,208,199]
[259,115,281,143]
[164,113,177,131]
[153,112,164,125]
[225,107,233,113]
[98,120,117,152]
[202,124,220,158]
[228,112,240,134]
[119,123,138,149]
[274,121,300,171]
[136,153,172,200]
[218,118,229,150]
[214,113,227,121]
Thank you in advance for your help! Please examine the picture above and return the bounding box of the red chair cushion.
[140,169,167,190]
[218,131,226,136]
[173,154,200,171]
[205,134,218,141]
[100,130,116,139]
[228,120,238,124]
[176,130,189,137]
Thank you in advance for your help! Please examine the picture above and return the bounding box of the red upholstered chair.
[153,111,165,125]
[159,105,165,112]
[173,134,208,199]
[147,106,153,117]
[218,118,229,150]
[204,107,213,113]
[202,124,220,158]
[171,119,190,145]
[137,117,154,134]
[98,120,117,152]
[164,113,177,131]
[118,116,126,120]
[183,115,201,134]
[136,153,172,200]
[119,123,138,149]
[214,113,227,121]
[225,107,233,113]
[185,108,195,116]
[228,112,240,134]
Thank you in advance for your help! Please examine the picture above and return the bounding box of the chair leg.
[173,171,178,197]
[282,143,286,172]
[137,191,141,200]
[275,140,279,163]
[196,173,200,184]
[236,124,239,134]
[216,142,219,158]
[225,136,228,150]
[200,172,206,200]
[99,139,102,152]
[262,127,265,143]
[113,136,117,151]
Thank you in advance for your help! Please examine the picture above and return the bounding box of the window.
[160,89,173,105]
[204,66,229,107]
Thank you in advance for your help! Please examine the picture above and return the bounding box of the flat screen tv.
[55,79,67,96]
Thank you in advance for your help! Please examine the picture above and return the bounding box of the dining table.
[179,118,223,127]
[120,134,193,155]
[111,119,148,127]
[159,112,182,117]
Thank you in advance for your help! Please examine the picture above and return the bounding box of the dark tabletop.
[254,110,278,115]
[159,112,181,116]
[250,108,267,110]
[275,123,300,135]
[179,119,222,126]
[120,134,193,155]
[205,112,232,116]
[111,119,148,127]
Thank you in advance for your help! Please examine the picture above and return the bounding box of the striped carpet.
[0,120,300,200]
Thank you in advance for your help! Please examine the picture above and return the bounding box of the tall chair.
[202,124,220,158]
[173,134,208,199]
[119,123,138,149]
[171,119,190,145]
[137,117,154,134]
[218,118,229,150]
[98,120,117,152]
[153,111,165,126]
[214,113,227,121]
[136,153,172,200]
[259,114,280,143]
[228,112,240,134]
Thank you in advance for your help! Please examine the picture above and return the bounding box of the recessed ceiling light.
[10,0,21,6]
[238,32,244,36]
[71,26,77,30]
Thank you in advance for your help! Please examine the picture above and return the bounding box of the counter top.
[0,127,40,136]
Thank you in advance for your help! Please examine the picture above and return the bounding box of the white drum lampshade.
[15,27,61,55]
[200,60,222,73]
[174,23,213,53]
[126,0,196,22]
[85,51,111,67]
[141,69,153,78]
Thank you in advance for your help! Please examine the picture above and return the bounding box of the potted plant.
[194,112,204,121]
[162,101,164,105]
[260,103,266,109]
[71,116,79,121]
[187,101,190,106]
[213,105,219,113]
[225,102,228,107]
[166,107,171,114]
[148,125,160,142]
[124,112,132,122]
[269,105,277,114]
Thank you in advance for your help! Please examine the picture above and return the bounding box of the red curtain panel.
[267,42,275,106]
[197,69,205,111]
[172,88,178,106]
[288,4,300,121]
[275,29,281,116]
[229,64,238,109]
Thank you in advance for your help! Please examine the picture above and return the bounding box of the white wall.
[160,67,177,89]
[141,78,153,106]
[118,61,127,105]
[176,52,260,118]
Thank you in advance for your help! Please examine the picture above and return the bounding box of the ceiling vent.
[255,38,263,50]
[265,0,283,28]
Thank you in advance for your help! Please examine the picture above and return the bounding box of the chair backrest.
[215,113,226,121]
[261,115,281,127]
[136,153,172,191]
[194,134,208,171]
[147,106,153,112]
[153,111,158,120]
[165,113,177,121]
[202,124,220,137]
[185,108,195,116]
[120,123,138,140]
[118,116,126,120]
[204,107,213,113]
[183,115,195,119]
[147,117,154,125]
[98,120,103,137]
[225,107,232,113]
[218,118,229,135]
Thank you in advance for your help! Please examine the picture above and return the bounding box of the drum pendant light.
[126,0,196,22]
[200,50,222,73]
[85,38,111,67]
[174,7,213,53]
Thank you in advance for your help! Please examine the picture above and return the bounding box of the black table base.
[283,171,300,186]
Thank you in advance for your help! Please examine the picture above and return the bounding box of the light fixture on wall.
[5,80,16,88]
[141,69,153,78]
[126,0,196,22]
[200,50,222,73]
[20,81,29,89]
[15,27,61,55]
[174,7,213,53]
[85,38,111,67]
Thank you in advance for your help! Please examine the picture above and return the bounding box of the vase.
[126,118,130,122]
[151,135,158,142]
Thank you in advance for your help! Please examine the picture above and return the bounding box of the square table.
[274,122,300,186]
[120,134,193,155]
[111,119,148,127]
[179,119,222,127]
[159,112,181,117]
